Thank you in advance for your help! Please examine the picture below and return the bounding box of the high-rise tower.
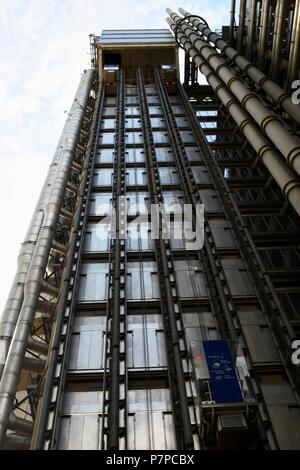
[0,3,300,450]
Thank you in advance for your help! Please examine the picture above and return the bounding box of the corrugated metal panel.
[126,168,148,186]
[126,148,145,163]
[174,260,208,298]
[127,314,167,368]
[208,219,236,248]
[159,167,179,185]
[126,262,159,299]
[58,391,104,450]
[261,383,300,449]
[78,263,109,301]
[127,192,150,215]
[96,149,114,164]
[84,223,110,252]
[89,193,112,216]
[127,389,176,450]
[98,29,175,46]
[127,222,154,250]
[238,311,280,363]
[221,258,255,296]
[68,317,106,370]
[94,169,114,186]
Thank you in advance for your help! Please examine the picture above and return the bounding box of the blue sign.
[203,340,244,404]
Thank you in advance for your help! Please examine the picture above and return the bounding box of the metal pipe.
[41,280,59,298]
[166,17,300,217]
[8,413,33,436]
[229,0,236,44]
[168,11,300,177]
[237,0,247,52]
[31,79,103,450]
[258,0,271,69]
[287,0,300,87]
[3,434,31,450]
[0,72,89,380]
[27,337,48,356]
[0,87,81,379]
[178,7,300,125]
[36,299,54,315]
[270,0,287,81]
[0,69,94,448]
[22,357,46,374]
[52,240,67,256]
[246,0,257,61]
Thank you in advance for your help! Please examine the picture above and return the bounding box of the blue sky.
[0,0,231,313]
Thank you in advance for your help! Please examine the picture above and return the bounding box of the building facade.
[0,3,299,450]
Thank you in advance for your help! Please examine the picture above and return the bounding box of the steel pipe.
[166,17,300,217]
[0,69,94,448]
[31,79,102,450]
[27,337,48,356]
[0,72,90,381]
[178,7,300,125]
[258,0,271,69]
[229,0,236,44]
[287,0,300,87]
[41,280,59,298]
[270,0,287,81]
[3,434,31,450]
[237,0,247,52]
[167,11,300,176]
[8,413,33,436]
[22,357,46,374]
[246,0,257,61]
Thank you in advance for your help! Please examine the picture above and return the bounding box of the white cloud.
[0,0,230,313]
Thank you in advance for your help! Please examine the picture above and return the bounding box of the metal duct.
[0,69,94,447]
[166,15,300,217]
[0,73,89,380]
[167,10,300,177]
[178,7,300,126]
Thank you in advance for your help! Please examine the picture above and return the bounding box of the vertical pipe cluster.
[31,79,103,450]
[287,0,300,87]
[165,9,300,217]
[0,115,73,380]
[0,69,94,447]
[229,0,236,44]
[270,0,287,81]
[178,8,300,125]
[258,0,271,69]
